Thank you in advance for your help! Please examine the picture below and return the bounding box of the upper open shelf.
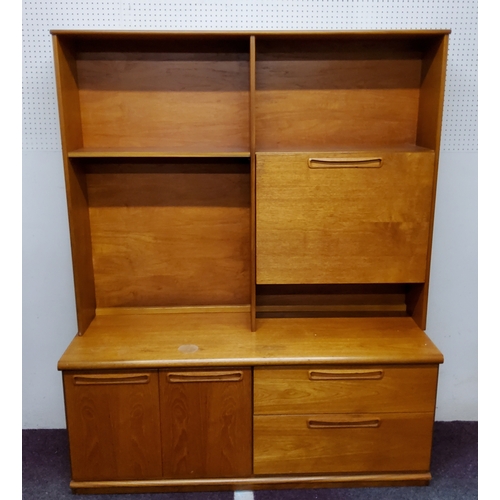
[55,33,251,154]
[254,33,448,152]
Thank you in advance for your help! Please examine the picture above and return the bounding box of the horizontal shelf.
[68,148,251,159]
[68,146,434,159]
[58,310,443,370]
[254,145,435,155]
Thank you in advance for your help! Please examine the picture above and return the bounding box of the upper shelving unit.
[51,30,449,334]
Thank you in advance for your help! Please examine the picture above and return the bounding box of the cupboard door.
[160,368,252,479]
[63,371,162,481]
[256,151,435,284]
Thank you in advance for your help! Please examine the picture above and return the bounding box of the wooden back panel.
[256,37,424,150]
[76,42,250,152]
[85,159,251,308]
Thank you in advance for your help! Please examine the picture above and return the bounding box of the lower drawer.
[254,412,434,475]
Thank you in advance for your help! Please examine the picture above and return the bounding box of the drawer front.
[256,151,435,284]
[254,412,434,475]
[254,365,438,414]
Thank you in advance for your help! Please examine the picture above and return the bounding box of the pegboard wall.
[22,0,477,152]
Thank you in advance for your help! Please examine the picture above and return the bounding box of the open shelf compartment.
[54,32,252,155]
[66,156,251,334]
[255,32,447,152]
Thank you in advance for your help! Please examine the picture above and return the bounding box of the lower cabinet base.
[70,473,431,494]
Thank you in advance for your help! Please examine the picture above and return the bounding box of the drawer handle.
[308,157,382,169]
[309,369,384,381]
[72,374,150,385]
[167,371,244,383]
[308,418,381,429]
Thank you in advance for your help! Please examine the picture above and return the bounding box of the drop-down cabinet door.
[256,151,435,285]
[160,368,253,479]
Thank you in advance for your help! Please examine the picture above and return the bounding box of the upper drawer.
[256,150,435,284]
[254,365,438,415]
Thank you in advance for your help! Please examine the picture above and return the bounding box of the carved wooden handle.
[308,418,381,429]
[167,371,244,383]
[309,369,384,381]
[308,157,382,169]
[72,373,150,385]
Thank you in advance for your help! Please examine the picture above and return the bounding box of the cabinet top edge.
[57,314,444,371]
[50,29,451,37]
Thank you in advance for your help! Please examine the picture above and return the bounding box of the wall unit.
[52,30,448,494]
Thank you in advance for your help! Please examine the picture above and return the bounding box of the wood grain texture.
[255,37,423,150]
[256,283,409,316]
[254,365,438,415]
[68,148,251,158]
[68,472,432,494]
[250,35,257,331]
[51,31,449,493]
[254,412,435,475]
[63,370,162,481]
[160,368,252,478]
[85,160,250,308]
[77,53,249,152]
[52,35,95,334]
[57,313,443,370]
[256,151,435,284]
[411,34,450,329]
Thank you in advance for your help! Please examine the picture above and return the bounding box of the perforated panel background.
[22,0,477,152]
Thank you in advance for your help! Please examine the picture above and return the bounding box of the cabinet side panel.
[65,161,96,333]
[52,36,83,152]
[160,368,252,479]
[412,35,449,328]
[52,36,95,334]
[417,36,449,151]
[63,371,163,481]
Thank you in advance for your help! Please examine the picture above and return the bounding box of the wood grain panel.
[411,35,450,329]
[77,55,249,152]
[256,41,422,150]
[250,35,257,331]
[254,412,434,475]
[160,368,252,478]
[68,472,432,493]
[254,365,438,414]
[57,313,443,370]
[86,161,250,308]
[63,370,162,481]
[52,36,95,334]
[256,151,435,284]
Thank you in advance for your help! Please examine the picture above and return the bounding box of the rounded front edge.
[69,472,432,494]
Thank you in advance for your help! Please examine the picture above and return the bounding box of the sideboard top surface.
[58,313,443,370]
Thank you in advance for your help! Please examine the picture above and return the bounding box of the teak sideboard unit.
[52,29,448,494]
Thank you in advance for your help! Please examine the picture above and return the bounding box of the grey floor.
[23,421,477,500]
